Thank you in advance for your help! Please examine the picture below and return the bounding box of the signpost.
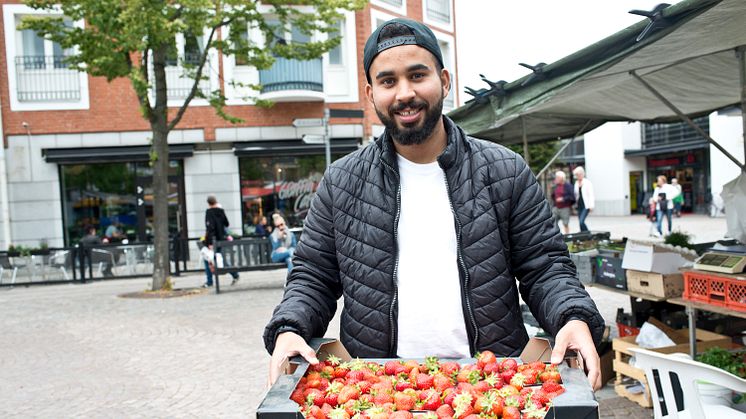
[294,109,364,169]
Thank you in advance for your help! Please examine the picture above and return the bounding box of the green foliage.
[696,347,746,379]
[507,140,561,174]
[664,230,694,249]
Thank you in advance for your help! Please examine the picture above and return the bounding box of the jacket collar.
[377,115,465,172]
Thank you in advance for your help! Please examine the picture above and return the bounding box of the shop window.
[239,154,344,235]
[328,19,344,66]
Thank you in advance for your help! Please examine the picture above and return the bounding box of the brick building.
[0,0,458,248]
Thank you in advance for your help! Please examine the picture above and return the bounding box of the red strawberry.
[476,350,497,370]
[502,405,521,419]
[373,392,394,405]
[504,394,525,410]
[500,358,518,372]
[305,388,325,407]
[395,380,414,391]
[329,407,351,419]
[500,369,516,383]
[402,360,419,373]
[307,405,326,419]
[415,373,435,390]
[541,380,564,394]
[440,361,461,377]
[290,388,305,406]
[509,373,526,391]
[337,385,360,404]
[529,389,550,409]
[385,361,402,376]
[390,411,413,419]
[539,370,561,383]
[358,380,373,394]
[524,405,549,418]
[473,380,490,394]
[482,362,500,375]
[393,392,416,411]
[463,415,480,419]
[435,404,454,417]
[451,392,474,418]
[421,389,442,411]
[347,370,365,382]
[335,367,350,379]
[523,369,539,386]
[325,392,339,406]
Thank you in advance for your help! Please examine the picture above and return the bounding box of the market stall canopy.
[448,0,746,145]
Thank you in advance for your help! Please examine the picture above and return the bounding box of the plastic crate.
[616,322,641,338]
[683,271,746,312]
[570,249,598,285]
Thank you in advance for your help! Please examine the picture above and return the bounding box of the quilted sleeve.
[263,173,343,354]
[507,156,605,348]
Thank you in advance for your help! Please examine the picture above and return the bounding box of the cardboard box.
[626,270,684,298]
[621,240,697,274]
[257,338,599,419]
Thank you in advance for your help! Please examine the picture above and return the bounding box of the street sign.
[302,134,326,145]
[292,118,324,128]
[329,109,364,119]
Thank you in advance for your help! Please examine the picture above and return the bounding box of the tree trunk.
[150,45,171,291]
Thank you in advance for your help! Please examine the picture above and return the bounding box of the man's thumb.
[301,346,319,365]
[550,342,567,365]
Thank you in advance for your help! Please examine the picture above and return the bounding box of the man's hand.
[550,320,602,391]
[268,332,319,387]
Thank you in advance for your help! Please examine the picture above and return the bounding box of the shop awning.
[233,139,361,157]
[624,139,710,156]
[43,144,194,164]
[448,0,745,170]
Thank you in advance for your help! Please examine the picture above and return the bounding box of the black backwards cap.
[363,18,444,83]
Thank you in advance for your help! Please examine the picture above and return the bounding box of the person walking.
[653,175,680,236]
[551,170,575,234]
[672,177,684,217]
[573,166,595,232]
[265,18,604,391]
[204,195,239,287]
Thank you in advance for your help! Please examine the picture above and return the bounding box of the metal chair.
[631,348,746,418]
[0,253,19,285]
[49,250,72,280]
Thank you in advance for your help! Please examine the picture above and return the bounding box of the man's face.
[365,45,450,146]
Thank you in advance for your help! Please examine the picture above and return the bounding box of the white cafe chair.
[630,348,746,419]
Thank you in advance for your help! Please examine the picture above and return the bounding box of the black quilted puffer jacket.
[264,116,604,357]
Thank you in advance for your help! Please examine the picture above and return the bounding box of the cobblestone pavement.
[3,215,723,417]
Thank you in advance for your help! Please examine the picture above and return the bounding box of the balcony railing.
[259,57,323,94]
[426,0,451,23]
[155,53,213,101]
[14,55,81,102]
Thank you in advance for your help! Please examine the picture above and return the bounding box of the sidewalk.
[2,215,728,418]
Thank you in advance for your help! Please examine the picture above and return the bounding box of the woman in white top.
[653,175,680,236]
[573,166,595,232]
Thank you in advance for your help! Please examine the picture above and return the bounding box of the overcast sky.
[455,1,666,106]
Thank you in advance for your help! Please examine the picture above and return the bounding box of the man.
[573,166,595,232]
[552,170,575,234]
[204,195,239,286]
[264,18,604,390]
[269,214,297,271]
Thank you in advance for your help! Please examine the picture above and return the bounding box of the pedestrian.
[204,195,239,287]
[79,225,114,277]
[264,18,604,391]
[573,166,595,232]
[551,170,575,234]
[254,215,271,236]
[653,175,680,236]
[646,197,659,237]
[269,214,297,271]
[672,177,684,217]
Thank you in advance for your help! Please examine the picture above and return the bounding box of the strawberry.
[439,361,461,377]
[402,360,420,373]
[500,358,518,372]
[473,380,490,393]
[390,411,413,419]
[500,369,516,383]
[524,405,549,418]
[305,388,325,407]
[433,373,453,393]
[456,367,480,384]
[329,407,351,419]
[307,405,326,419]
[523,369,539,386]
[290,388,305,406]
[502,405,521,419]
[541,380,564,394]
[325,392,339,406]
[442,388,457,406]
[421,389,442,411]
[415,373,435,390]
[338,385,360,404]
[335,366,350,379]
[435,404,454,418]
[393,392,416,411]
[321,403,334,416]
[395,380,414,391]
[358,380,373,394]
[482,362,500,375]
[462,415,480,419]
[451,392,474,418]
[367,407,390,419]
[539,370,561,383]
[347,370,365,382]
[529,389,550,409]
[504,394,525,410]
[373,392,394,405]
[385,360,403,376]
[476,350,497,370]
[509,372,526,391]
[498,385,519,398]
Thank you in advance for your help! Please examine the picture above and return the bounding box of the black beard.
[376,94,444,146]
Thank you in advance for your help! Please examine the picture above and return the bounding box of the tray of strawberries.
[257,338,598,419]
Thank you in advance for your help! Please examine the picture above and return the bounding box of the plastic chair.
[0,253,19,285]
[630,348,746,419]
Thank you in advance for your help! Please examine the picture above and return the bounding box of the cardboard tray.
[257,338,599,419]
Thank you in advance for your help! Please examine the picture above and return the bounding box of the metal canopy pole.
[630,70,746,172]
[737,46,746,163]
[536,120,594,179]
[521,116,530,166]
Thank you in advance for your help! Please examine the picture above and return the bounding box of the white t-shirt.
[395,154,470,359]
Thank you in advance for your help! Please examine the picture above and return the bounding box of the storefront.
[44,145,192,245]
[234,139,360,234]
[645,148,710,214]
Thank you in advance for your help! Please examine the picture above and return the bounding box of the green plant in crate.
[664,230,695,250]
[696,347,746,404]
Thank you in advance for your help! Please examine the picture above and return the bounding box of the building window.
[156,30,212,101]
[371,0,406,16]
[328,20,344,66]
[231,20,250,66]
[14,17,79,102]
[426,0,451,24]
[239,155,344,234]
[642,116,709,149]
[60,161,185,245]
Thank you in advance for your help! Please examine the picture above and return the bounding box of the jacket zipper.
[442,174,479,354]
[381,158,402,357]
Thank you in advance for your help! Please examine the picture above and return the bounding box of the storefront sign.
[278,173,323,214]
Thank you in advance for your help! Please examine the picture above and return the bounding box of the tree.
[23,0,365,290]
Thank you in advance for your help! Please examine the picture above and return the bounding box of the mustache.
[390,99,428,113]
